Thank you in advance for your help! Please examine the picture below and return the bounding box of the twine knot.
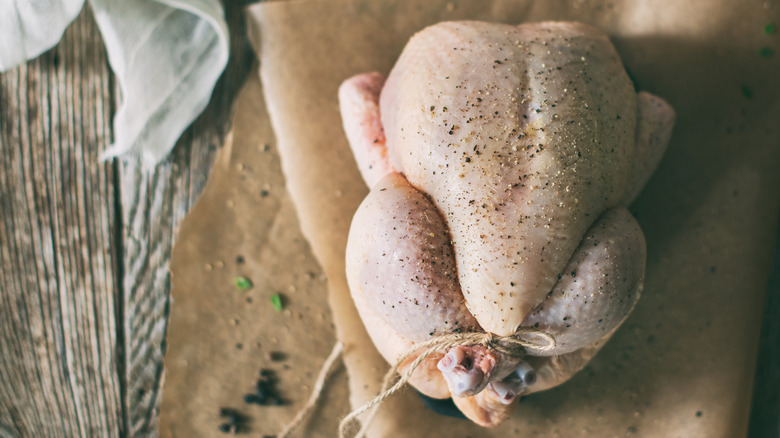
[274,329,554,438]
[338,328,555,438]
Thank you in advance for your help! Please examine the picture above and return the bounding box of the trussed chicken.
[342,21,674,427]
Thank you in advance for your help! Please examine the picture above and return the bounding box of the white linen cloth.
[0,0,229,166]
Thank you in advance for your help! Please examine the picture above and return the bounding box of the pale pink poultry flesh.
[342,21,675,427]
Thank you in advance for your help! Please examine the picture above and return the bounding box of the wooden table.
[0,5,777,438]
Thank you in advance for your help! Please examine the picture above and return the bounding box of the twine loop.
[274,329,554,438]
[337,328,555,438]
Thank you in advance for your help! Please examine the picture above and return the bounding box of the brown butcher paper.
[161,0,780,437]
[160,73,349,438]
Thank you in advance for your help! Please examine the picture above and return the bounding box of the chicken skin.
[342,21,674,427]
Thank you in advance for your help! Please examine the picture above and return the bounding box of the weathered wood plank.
[0,3,254,437]
[0,8,122,438]
[118,3,255,436]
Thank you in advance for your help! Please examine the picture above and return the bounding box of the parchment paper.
[162,0,780,437]
[160,73,348,438]
[246,0,780,436]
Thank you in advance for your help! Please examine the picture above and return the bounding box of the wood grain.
[116,3,254,436]
[0,9,122,437]
[0,4,253,438]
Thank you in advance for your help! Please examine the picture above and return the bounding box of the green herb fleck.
[271,293,284,312]
[741,84,753,99]
[759,47,775,57]
[764,22,776,35]
[233,276,253,291]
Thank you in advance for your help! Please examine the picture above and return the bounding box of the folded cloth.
[0,0,83,68]
[0,0,228,166]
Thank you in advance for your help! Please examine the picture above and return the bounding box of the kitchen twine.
[276,328,555,438]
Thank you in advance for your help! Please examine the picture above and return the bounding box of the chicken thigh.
[342,21,674,427]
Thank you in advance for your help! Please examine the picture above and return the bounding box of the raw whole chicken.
[341,21,674,427]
